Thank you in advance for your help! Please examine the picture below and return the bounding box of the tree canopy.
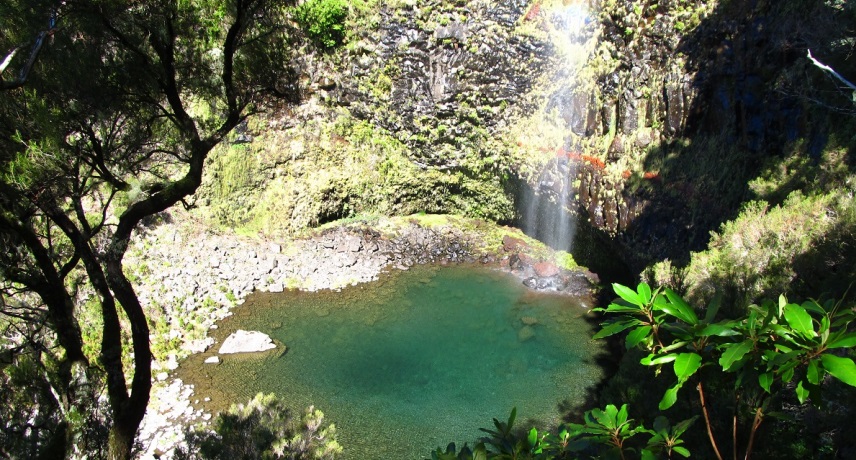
[0,1,299,458]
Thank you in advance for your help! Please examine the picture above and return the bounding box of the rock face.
[218,330,277,354]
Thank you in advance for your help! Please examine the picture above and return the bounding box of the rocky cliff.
[197,0,856,273]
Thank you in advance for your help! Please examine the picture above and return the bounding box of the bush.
[175,393,342,460]
[294,0,348,49]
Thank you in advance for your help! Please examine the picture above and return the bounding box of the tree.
[0,0,299,458]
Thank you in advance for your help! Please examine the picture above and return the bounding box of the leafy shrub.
[294,0,348,49]
[175,393,342,460]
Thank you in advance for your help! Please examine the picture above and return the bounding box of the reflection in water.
[178,265,603,459]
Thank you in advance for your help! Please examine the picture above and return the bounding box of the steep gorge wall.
[551,0,856,270]
[198,0,855,273]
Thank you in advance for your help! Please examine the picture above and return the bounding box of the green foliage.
[594,282,856,458]
[429,405,695,460]
[176,393,341,460]
[294,0,348,49]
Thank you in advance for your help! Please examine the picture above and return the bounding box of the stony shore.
[130,212,597,458]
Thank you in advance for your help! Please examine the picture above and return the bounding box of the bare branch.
[807,49,856,92]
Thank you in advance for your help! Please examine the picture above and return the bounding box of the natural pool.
[178,265,605,459]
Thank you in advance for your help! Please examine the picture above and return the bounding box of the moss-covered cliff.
[197,0,856,303]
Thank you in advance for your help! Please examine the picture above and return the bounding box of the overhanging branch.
[807,49,856,92]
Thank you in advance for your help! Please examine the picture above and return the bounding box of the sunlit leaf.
[828,333,856,349]
[641,353,678,366]
[614,283,643,307]
[659,382,682,410]
[638,282,652,305]
[699,322,739,337]
[795,379,809,404]
[719,340,753,371]
[784,303,815,339]
[673,446,691,457]
[665,289,698,325]
[807,359,820,385]
[593,320,641,340]
[625,326,652,350]
[821,354,856,387]
[673,353,702,381]
[528,427,537,447]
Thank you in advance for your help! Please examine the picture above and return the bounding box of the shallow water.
[178,265,604,459]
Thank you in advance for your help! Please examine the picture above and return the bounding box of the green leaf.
[673,353,702,381]
[638,282,652,305]
[673,446,692,457]
[659,382,682,410]
[641,353,678,366]
[664,289,699,325]
[821,354,856,387]
[704,293,722,324]
[593,320,641,340]
[828,333,856,349]
[641,449,658,460]
[758,372,773,393]
[719,340,753,371]
[784,303,815,339]
[528,427,538,447]
[625,326,653,350]
[807,359,821,385]
[795,379,809,404]
[614,283,643,307]
[699,322,739,337]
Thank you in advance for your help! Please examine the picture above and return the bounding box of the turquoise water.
[179,265,604,459]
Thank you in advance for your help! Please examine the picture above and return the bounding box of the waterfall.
[520,1,595,254]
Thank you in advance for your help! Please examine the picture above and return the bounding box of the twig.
[698,381,725,460]
[807,49,856,92]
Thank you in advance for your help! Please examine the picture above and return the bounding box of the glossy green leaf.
[665,289,698,325]
[659,382,682,410]
[795,379,809,404]
[807,359,821,385]
[527,427,537,447]
[638,282,652,304]
[641,353,678,366]
[673,446,691,457]
[821,354,856,387]
[673,353,702,381]
[758,372,773,393]
[592,320,641,340]
[784,303,815,339]
[625,326,652,350]
[699,322,739,337]
[614,283,643,307]
[601,302,645,314]
[828,333,856,349]
[719,340,753,371]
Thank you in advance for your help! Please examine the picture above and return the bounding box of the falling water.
[521,2,595,253]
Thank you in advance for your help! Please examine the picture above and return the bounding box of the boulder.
[533,261,560,278]
[218,330,277,354]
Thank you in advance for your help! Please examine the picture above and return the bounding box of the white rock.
[218,330,276,354]
[204,356,221,364]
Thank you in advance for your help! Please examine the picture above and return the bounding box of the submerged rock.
[218,330,277,354]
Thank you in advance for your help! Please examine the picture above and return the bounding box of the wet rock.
[533,261,560,278]
[521,316,539,326]
[518,325,536,342]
